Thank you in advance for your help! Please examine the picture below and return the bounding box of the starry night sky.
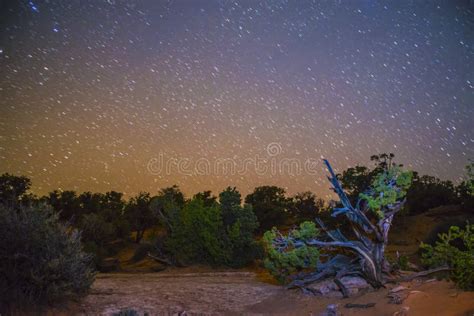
[0,0,473,198]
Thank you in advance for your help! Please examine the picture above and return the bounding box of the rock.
[308,279,338,295]
[307,276,370,298]
[339,276,370,290]
[320,304,339,316]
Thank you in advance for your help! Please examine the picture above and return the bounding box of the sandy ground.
[59,271,474,316]
[45,209,474,315]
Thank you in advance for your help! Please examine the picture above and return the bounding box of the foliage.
[157,185,186,208]
[193,190,218,207]
[125,192,155,243]
[336,153,462,216]
[339,165,375,203]
[245,186,291,232]
[46,190,131,265]
[289,191,326,223]
[420,224,474,290]
[0,204,95,309]
[457,161,474,212]
[225,203,262,267]
[219,186,242,225]
[338,153,399,203]
[262,159,412,288]
[166,198,228,265]
[78,213,119,266]
[404,174,458,215]
[0,173,32,206]
[390,253,410,271]
[262,222,320,283]
[359,166,413,218]
[467,161,474,195]
[152,187,261,267]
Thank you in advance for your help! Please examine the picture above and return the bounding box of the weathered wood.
[274,160,412,294]
[334,278,349,298]
[147,252,173,266]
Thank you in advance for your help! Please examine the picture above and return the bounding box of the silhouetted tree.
[338,153,401,204]
[245,186,290,232]
[289,191,325,223]
[338,166,374,202]
[193,190,218,207]
[47,190,82,222]
[158,185,185,208]
[78,192,104,215]
[125,192,154,243]
[0,173,31,206]
[457,161,474,211]
[219,186,242,226]
[404,173,458,214]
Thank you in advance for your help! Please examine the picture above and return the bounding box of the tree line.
[0,153,472,269]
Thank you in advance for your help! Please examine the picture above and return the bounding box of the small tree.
[421,224,474,290]
[289,191,325,223]
[166,198,228,265]
[125,192,155,243]
[245,186,290,232]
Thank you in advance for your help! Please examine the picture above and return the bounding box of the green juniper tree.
[263,160,413,290]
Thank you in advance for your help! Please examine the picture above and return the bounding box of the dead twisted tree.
[266,159,413,293]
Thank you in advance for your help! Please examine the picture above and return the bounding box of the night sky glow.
[0,1,473,198]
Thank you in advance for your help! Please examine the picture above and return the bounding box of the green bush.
[262,221,320,283]
[166,198,228,265]
[0,204,95,309]
[161,193,261,267]
[225,204,262,267]
[359,166,412,219]
[420,223,474,290]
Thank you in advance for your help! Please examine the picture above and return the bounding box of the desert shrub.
[262,221,320,283]
[0,204,95,309]
[420,223,474,290]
